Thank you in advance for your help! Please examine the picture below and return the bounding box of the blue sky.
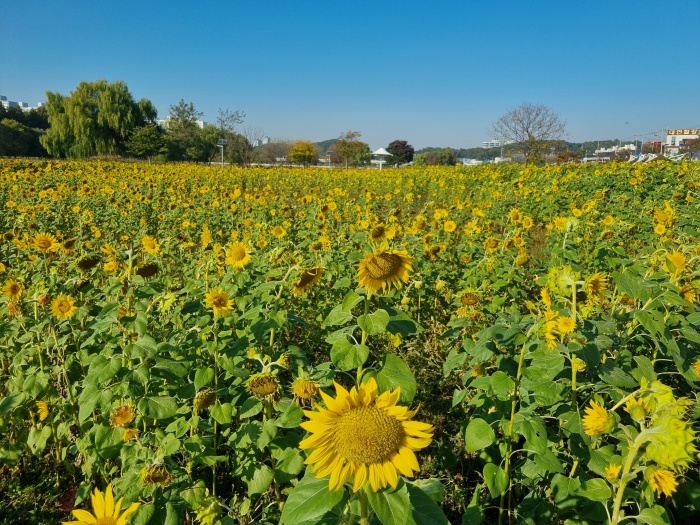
[2,1,698,150]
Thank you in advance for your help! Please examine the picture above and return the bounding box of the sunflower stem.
[610,437,642,524]
[359,488,370,525]
[360,295,370,346]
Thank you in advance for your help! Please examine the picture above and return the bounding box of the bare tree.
[216,108,245,134]
[490,102,567,166]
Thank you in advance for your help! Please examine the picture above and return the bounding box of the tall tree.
[386,140,414,166]
[165,100,203,161]
[335,130,364,169]
[289,141,318,166]
[125,123,166,163]
[490,102,567,166]
[40,80,156,158]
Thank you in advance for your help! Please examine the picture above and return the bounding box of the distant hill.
[314,139,337,154]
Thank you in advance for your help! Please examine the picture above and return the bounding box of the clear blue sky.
[2,0,698,150]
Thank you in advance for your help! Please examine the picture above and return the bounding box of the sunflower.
[246,372,280,400]
[443,220,457,233]
[141,235,160,256]
[603,463,621,482]
[292,377,321,406]
[692,359,700,377]
[665,250,686,278]
[135,263,159,278]
[582,400,615,436]
[300,378,433,492]
[62,483,140,525]
[292,267,323,296]
[586,273,608,303]
[109,405,135,427]
[122,428,139,442]
[33,232,59,253]
[36,400,49,421]
[522,216,534,229]
[225,241,252,269]
[646,467,678,497]
[204,288,234,317]
[271,225,287,239]
[3,279,23,300]
[483,237,500,253]
[557,316,576,334]
[51,295,78,320]
[141,464,171,486]
[369,224,387,242]
[76,255,101,272]
[654,223,666,235]
[357,248,413,296]
[194,388,217,411]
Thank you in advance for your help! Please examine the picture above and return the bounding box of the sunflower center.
[211,294,227,308]
[333,406,405,464]
[56,299,70,313]
[230,246,246,260]
[36,238,52,250]
[364,253,403,281]
[370,225,385,239]
[95,518,118,525]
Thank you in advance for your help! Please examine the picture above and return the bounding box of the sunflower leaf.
[376,354,416,403]
[279,472,348,524]
[366,481,410,525]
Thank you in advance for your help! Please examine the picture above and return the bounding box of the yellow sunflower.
[36,400,49,421]
[225,241,252,269]
[299,378,433,493]
[109,405,136,428]
[603,463,622,481]
[62,483,140,525]
[646,467,678,497]
[33,232,60,253]
[357,248,413,296]
[557,316,576,334]
[51,295,78,320]
[586,273,608,304]
[141,235,160,256]
[204,288,234,317]
[3,279,24,300]
[292,376,321,406]
[582,400,615,436]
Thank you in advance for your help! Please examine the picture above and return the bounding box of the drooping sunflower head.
[292,377,320,406]
[225,241,252,269]
[76,255,101,272]
[51,295,78,321]
[646,467,678,497]
[3,279,23,300]
[136,263,160,278]
[357,248,414,296]
[194,388,217,411]
[109,405,136,428]
[299,378,433,493]
[141,464,172,486]
[292,267,323,296]
[32,232,59,253]
[247,372,281,401]
[204,288,234,317]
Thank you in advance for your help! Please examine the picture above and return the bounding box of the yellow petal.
[117,502,141,525]
[383,461,398,488]
[70,509,97,524]
[104,484,115,518]
[91,488,105,518]
[352,464,368,492]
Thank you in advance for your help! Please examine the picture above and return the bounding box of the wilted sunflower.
[225,241,252,269]
[33,232,59,253]
[194,388,217,411]
[109,405,135,427]
[141,464,171,486]
[136,263,159,278]
[246,372,280,400]
[483,237,500,253]
[51,295,78,320]
[357,248,413,296]
[293,267,323,296]
[292,377,321,406]
[62,483,140,525]
[3,279,23,300]
[582,400,615,436]
[76,255,101,272]
[300,378,433,492]
[204,288,233,317]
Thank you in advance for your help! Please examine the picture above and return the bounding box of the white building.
[665,128,699,153]
[1,95,45,111]
[156,116,207,129]
[482,139,501,148]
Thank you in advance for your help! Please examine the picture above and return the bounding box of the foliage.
[413,148,457,165]
[334,131,369,168]
[0,159,700,524]
[288,140,318,166]
[125,124,167,163]
[386,140,415,166]
[40,80,157,158]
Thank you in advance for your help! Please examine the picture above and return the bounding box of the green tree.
[386,140,414,166]
[414,148,457,166]
[125,124,166,163]
[289,140,318,166]
[335,130,365,168]
[40,80,156,158]
[490,102,567,166]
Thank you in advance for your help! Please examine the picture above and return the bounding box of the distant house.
[665,128,699,154]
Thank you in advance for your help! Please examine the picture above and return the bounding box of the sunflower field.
[2,158,700,525]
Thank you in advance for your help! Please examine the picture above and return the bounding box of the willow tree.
[41,80,157,158]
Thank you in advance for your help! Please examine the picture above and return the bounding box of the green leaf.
[210,403,233,425]
[366,481,410,525]
[180,480,207,510]
[194,367,215,390]
[27,426,52,456]
[462,505,485,525]
[94,425,123,459]
[483,463,508,499]
[239,397,263,418]
[141,396,179,420]
[575,478,611,501]
[464,418,495,453]
[273,447,305,484]
[490,371,515,396]
[342,291,363,311]
[376,354,416,403]
[330,337,369,371]
[280,472,349,524]
[405,480,450,525]
[247,464,274,498]
[275,399,303,428]
[385,306,424,336]
[636,506,672,525]
[0,392,26,414]
[323,304,353,327]
[549,473,582,512]
[358,309,390,336]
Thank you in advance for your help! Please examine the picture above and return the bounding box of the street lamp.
[217,139,227,167]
